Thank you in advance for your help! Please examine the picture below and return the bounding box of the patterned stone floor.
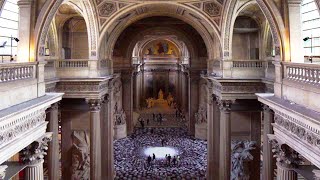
[114,128,207,179]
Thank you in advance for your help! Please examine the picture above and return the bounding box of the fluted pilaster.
[218,99,233,180]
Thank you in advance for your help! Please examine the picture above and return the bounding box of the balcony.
[44,59,110,80]
[282,62,320,112]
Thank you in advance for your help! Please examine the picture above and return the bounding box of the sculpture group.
[146,89,175,108]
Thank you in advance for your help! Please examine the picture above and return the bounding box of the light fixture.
[303,37,311,41]
[12,38,19,42]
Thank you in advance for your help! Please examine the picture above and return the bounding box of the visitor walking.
[172,156,177,165]
[147,155,152,166]
[168,154,171,166]
[161,139,165,146]
[153,153,156,161]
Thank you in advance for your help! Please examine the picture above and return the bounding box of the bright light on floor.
[143,147,178,159]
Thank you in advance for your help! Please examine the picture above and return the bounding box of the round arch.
[222,0,288,61]
[98,2,222,61]
[122,26,197,63]
[34,0,99,60]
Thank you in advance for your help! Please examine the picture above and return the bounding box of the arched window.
[301,0,320,57]
[0,0,18,61]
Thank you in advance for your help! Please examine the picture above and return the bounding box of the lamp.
[303,36,313,63]
[10,36,19,61]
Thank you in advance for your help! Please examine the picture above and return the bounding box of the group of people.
[146,153,180,168]
[165,154,179,166]
[138,117,150,128]
[153,113,163,124]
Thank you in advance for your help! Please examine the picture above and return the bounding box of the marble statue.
[231,140,256,180]
[158,89,164,100]
[195,106,207,124]
[167,93,174,107]
[0,165,8,179]
[71,130,90,180]
[146,98,155,108]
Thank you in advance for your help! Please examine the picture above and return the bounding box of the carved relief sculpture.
[195,106,207,124]
[114,103,126,126]
[71,130,90,180]
[0,165,8,179]
[231,140,256,180]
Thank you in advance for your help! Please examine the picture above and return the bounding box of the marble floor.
[114,128,207,179]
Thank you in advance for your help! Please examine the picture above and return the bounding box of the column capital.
[86,99,102,111]
[269,139,302,169]
[17,0,33,6]
[262,104,273,113]
[287,0,302,5]
[0,165,8,180]
[48,102,59,111]
[217,99,233,111]
[21,133,52,165]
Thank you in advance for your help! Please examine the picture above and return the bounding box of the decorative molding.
[203,1,221,17]
[0,109,47,148]
[217,99,233,111]
[21,133,52,165]
[56,81,108,92]
[273,111,320,149]
[99,2,117,17]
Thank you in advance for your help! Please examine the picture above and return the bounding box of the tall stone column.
[101,94,114,179]
[47,103,60,180]
[122,73,133,134]
[87,99,102,180]
[207,93,220,179]
[17,0,33,62]
[270,139,301,180]
[262,105,275,180]
[21,133,52,180]
[218,100,232,180]
[288,0,304,63]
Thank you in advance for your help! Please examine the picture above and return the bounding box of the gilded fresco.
[143,40,179,57]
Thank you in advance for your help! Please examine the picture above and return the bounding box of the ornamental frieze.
[56,82,108,92]
[211,82,266,93]
[0,109,46,148]
[274,112,320,149]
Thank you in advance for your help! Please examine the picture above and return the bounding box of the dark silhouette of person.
[153,153,156,161]
[161,139,165,146]
[141,120,145,129]
[153,113,155,121]
[147,118,150,125]
[147,155,152,166]
[168,154,171,166]
[173,156,177,165]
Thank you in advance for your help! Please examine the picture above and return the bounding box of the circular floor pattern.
[114,128,207,179]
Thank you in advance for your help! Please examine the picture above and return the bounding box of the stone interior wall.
[62,17,88,59]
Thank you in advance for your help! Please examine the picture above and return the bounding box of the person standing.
[147,155,152,166]
[172,156,177,165]
[153,153,156,161]
[168,154,171,166]
[147,118,150,125]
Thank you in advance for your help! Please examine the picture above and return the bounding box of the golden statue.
[158,89,164,100]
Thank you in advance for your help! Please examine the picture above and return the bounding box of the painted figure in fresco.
[157,42,165,54]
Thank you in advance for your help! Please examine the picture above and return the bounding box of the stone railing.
[232,60,265,68]
[56,59,89,68]
[0,62,37,83]
[283,62,320,86]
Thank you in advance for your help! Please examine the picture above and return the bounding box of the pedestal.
[114,123,127,140]
[195,123,207,140]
